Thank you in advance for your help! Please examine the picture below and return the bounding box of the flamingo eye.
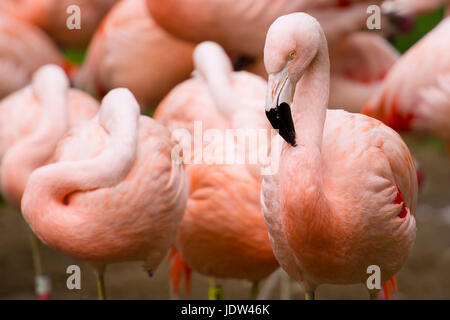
[288,51,296,61]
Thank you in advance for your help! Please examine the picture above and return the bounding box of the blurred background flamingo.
[362,16,450,154]
[75,0,195,111]
[0,0,116,48]
[21,88,188,299]
[262,13,418,300]
[0,14,64,99]
[146,0,387,60]
[0,65,98,299]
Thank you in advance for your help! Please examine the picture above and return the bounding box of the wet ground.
[0,135,449,300]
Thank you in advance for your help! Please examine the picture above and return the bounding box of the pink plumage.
[0,65,99,209]
[0,0,116,48]
[75,0,195,110]
[156,42,278,294]
[0,14,64,99]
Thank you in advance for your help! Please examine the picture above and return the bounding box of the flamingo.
[362,16,450,154]
[155,42,278,299]
[0,14,65,99]
[75,0,195,111]
[0,65,99,299]
[261,13,418,300]
[146,0,385,60]
[20,88,189,300]
[0,0,116,48]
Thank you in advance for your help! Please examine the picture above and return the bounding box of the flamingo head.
[263,13,323,147]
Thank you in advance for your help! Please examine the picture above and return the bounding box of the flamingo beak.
[266,67,297,147]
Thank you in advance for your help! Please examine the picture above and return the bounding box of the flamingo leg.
[96,272,106,300]
[305,291,315,300]
[250,281,259,300]
[28,229,50,300]
[257,269,281,300]
[280,270,292,300]
[208,277,223,300]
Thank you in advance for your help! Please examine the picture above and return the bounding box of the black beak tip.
[265,103,297,147]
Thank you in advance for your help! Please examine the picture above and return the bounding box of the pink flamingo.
[362,16,450,154]
[20,88,188,299]
[262,13,418,300]
[146,0,384,59]
[0,65,99,299]
[75,0,195,110]
[0,0,116,48]
[156,42,278,299]
[0,14,65,99]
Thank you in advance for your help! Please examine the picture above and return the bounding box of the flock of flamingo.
[0,0,449,300]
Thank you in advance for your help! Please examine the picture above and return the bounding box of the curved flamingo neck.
[1,66,69,207]
[33,89,140,200]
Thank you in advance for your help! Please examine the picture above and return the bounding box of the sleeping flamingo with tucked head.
[21,88,188,299]
[156,41,278,299]
[0,64,98,299]
[362,16,450,154]
[261,13,418,300]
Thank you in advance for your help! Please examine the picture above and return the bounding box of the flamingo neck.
[283,35,331,223]
[199,58,236,118]
[33,94,139,201]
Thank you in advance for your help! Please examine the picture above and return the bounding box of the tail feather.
[169,248,192,297]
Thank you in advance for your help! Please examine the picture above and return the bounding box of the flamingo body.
[363,17,450,142]
[0,0,116,48]
[0,14,63,99]
[328,32,399,112]
[76,0,195,110]
[146,0,383,58]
